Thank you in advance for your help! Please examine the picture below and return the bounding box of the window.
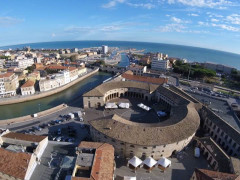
[229,139,232,144]
[163,145,166,148]
[120,142,125,145]
[104,136,107,139]
[112,139,116,142]
[143,147,147,149]
[213,125,216,129]
[233,143,236,148]
[225,135,228,140]
[217,128,220,133]
[221,132,224,137]
[130,145,135,148]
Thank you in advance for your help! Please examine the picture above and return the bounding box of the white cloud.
[198,21,210,26]
[102,0,125,8]
[126,2,155,9]
[51,33,56,37]
[0,16,24,27]
[100,25,122,31]
[188,13,199,16]
[155,23,187,32]
[167,0,232,8]
[212,23,240,32]
[226,14,240,25]
[211,18,219,22]
[171,16,190,23]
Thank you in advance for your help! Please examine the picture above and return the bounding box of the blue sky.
[0,0,240,54]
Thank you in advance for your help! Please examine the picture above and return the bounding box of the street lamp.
[38,104,41,112]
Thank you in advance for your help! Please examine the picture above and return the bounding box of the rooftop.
[83,81,159,97]
[122,72,168,85]
[0,148,31,180]
[187,92,240,132]
[2,132,47,143]
[194,168,239,180]
[89,102,200,146]
[0,72,14,78]
[21,80,35,88]
[73,141,114,180]
[196,137,230,172]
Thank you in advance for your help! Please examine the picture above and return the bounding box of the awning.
[143,157,157,168]
[128,156,142,168]
[157,157,171,168]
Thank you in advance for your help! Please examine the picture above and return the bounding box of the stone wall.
[90,125,194,159]
[0,103,67,125]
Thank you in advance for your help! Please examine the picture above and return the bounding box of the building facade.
[151,58,170,71]
[21,80,35,96]
[83,81,200,159]
[0,73,19,98]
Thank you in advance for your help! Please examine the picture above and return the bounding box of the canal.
[0,72,112,120]
[117,53,130,67]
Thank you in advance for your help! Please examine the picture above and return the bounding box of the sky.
[0,0,240,54]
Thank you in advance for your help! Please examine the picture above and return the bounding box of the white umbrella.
[143,157,157,168]
[124,176,136,180]
[128,156,142,168]
[157,157,171,168]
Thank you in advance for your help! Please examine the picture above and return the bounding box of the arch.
[120,93,123,97]
[145,96,148,101]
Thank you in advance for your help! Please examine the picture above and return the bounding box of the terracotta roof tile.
[194,168,240,180]
[0,72,14,78]
[0,148,31,180]
[122,73,168,85]
[73,141,114,180]
[21,80,35,88]
[2,132,47,143]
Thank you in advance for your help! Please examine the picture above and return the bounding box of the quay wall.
[0,68,99,106]
[0,103,67,126]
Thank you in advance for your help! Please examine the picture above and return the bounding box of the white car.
[56,136,62,142]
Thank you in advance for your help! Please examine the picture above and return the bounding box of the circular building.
[83,81,200,159]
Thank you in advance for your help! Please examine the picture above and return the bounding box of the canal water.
[0,72,112,120]
[117,53,130,67]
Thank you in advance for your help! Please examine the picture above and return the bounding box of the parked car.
[56,136,62,142]
[57,128,62,135]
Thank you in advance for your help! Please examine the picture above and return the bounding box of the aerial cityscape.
[0,1,240,180]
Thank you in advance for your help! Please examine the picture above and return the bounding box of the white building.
[0,59,5,69]
[4,52,11,57]
[102,45,108,54]
[5,58,34,69]
[0,73,19,98]
[127,65,147,76]
[21,80,35,96]
[71,48,78,53]
[151,58,170,71]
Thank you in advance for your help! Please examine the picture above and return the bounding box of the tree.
[70,55,78,62]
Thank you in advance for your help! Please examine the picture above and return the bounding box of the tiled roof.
[196,137,230,173]
[0,148,31,180]
[73,141,114,180]
[194,168,239,180]
[202,106,240,145]
[83,81,159,97]
[47,65,68,70]
[21,80,35,88]
[122,73,168,85]
[0,72,14,78]
[2,132,47,143]
[89,102,200,146]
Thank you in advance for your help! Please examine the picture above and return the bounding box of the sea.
[1,40,240,70]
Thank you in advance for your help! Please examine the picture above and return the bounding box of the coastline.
[0,68,99,106]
